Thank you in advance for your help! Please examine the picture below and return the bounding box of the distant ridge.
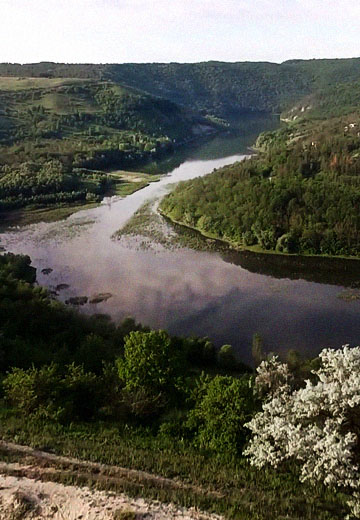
[2,58,360,117]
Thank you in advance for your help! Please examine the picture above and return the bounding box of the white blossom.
[245,346,360,518]
[254,356,293,397]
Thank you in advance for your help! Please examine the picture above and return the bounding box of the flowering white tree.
[244,346,360,518]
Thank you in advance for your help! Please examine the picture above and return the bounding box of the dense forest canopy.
[160,92,360,257]
[3,58,360,117]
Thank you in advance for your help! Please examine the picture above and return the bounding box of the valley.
[2,56,360,519]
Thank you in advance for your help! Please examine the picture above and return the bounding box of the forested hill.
[160,105,360,258]
[3,57,360,116]
[105,62,311,116]
[0,77,217,214]
[0,78,208,148]
[4,57,360,234]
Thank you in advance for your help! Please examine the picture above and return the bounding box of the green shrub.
[60,363,101,421]
[187,374,256,455]
[117,330,186,396]
[3,363,103,422]
[3,364,63,420]
[242,230,257,246]
[116,330,188,418]
[276,232,300,254]
[185,337,217,367]
[218,344,236,370]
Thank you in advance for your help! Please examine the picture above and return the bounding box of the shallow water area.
[1,115,360,364]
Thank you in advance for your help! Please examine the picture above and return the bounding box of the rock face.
[0,472,223,520]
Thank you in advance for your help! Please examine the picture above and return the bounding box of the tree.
[116,330,186,415]
[244,346,360,518]
[252,333,265,368]
[218,344,236,370]
[188,374,256,454]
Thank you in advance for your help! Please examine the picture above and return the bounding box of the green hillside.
[0,77,212,162]
[160,106,360,258]
[4,58,360,117]
[0,77,216,215]
[281,80,360,121]
[4,58,360,232]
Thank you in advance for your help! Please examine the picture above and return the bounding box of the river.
[1,114,360,364]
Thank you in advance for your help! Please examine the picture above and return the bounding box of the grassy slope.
[0,77,91,91]
[0,78,208,148]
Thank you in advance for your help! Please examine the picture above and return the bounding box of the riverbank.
[0,171,164,229]
[0,202,100,228]
[159,209,360,264]
[4,113,354,361]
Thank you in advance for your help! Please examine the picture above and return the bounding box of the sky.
[1,0,360,64]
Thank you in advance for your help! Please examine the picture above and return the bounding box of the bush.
[276,232,300,254]
[185,337,217,367]
[254,228,277,250]
[3,364,63,420]
[116,330,187,417]
[187,374,256,455]
[117,330,186,395]
[218,344,236,370]
[3,363,103,422]
[60,364,102,421]
[242,230,257,246]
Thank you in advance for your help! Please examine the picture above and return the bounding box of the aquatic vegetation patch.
[89,293,113,304]
[113,199,223,253]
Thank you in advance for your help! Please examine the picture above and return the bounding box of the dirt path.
[0,440,222,499]
[0,470,221,519]
[0,441,224,520]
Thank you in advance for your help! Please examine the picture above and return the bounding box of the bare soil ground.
[0,441,223,520]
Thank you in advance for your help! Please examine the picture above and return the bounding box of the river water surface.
[2,115,360,364]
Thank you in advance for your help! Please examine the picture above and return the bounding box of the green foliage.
[218,344,237,370]
[184,337,217,367]
[118,330,186,394]
[61,363,102,421]
[0,253,142,373]
[160,111,360,258]
[3,363,104,422]
[3,364,61,418]
[0,77,213,215]
[0,160,105,210]
[0,253,35,282]
[187,374,256,455]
